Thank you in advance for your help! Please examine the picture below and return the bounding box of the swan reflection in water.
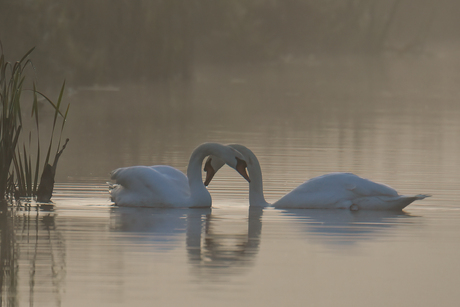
[109,205,419,278]
[110,206,263,279]
[280,209,417,248]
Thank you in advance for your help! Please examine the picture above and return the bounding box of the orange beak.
[204,158,216,186]
[236,157,251,183]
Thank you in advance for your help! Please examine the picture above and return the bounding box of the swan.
[110,143,250,208]
[204,144,430,210]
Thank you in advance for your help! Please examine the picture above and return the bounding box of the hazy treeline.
[1,0,458,84]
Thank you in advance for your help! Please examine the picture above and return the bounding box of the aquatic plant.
[0,45,69,203]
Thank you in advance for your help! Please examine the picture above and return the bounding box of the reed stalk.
[0,45,69,202]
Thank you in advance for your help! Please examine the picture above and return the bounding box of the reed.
[0,45,69,202]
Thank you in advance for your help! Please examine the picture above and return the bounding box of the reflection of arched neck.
[245,207,264,248]
[110,207,264,278]
[185,209,208,261]
[186,207,264,273]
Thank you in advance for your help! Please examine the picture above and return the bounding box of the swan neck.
[186,143,229,206]
[247,152,269,207]
[187,148,209,203]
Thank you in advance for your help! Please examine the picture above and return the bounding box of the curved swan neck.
[187,145,212,203]
[248,156,269,207]
[229,145,269,207]
[186,143,232,206]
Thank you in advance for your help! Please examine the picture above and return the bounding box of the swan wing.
[274,174,355,208]
[354,194,430,210]
[110,165,190,206]
[273,173,400,209]
[336,173,399,197]
[148,165,190,195]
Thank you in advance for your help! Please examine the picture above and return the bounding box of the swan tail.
[354,194,431,211]
[383,194,431,210]
[413,194,431,200]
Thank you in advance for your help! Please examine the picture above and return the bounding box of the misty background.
[3,3,460,306]
[1,0,459,86]
[1,0,460,185]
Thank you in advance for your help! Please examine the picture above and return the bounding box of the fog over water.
[2,1,460,306]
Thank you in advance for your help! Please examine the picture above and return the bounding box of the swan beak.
[236,157,251,183]
[204,158,215,186]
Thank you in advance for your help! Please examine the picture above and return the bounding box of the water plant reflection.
[0,202,17,306]
[0,204,66,306]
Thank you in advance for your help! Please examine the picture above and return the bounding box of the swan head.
[204,155,250,186]
[204,144,268,207]
[235,157,251,183]
[204,144,251,184]
[204,155,226,186]
[204,144,256,186]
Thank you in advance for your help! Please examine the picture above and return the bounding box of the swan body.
[205,144,429,210]
[273,172,428,210]
[110,143,250,208]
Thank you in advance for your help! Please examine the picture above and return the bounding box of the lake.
[3,53,460,306]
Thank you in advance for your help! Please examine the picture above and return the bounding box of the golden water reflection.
[2,199,449,307]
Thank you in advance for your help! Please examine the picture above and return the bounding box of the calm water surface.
[3,55,460,306]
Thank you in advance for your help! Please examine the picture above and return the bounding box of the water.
[3,54,460,306]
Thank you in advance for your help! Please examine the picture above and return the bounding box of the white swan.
[110,143,250,208]
[204,144,430,210]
